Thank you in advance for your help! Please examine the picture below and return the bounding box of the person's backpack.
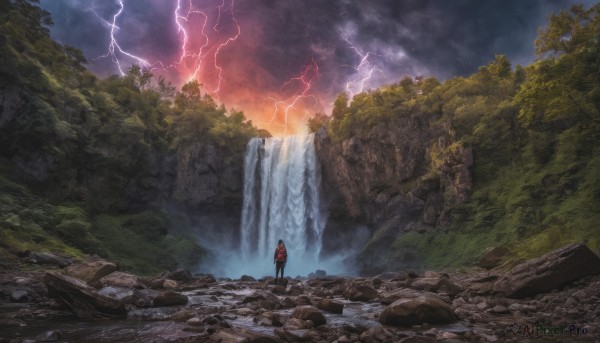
[276,245,287,261]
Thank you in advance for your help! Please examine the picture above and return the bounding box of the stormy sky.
[39,0,593,134]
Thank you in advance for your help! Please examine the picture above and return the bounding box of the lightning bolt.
[267,59,320,135]
[211,0,240,97]
[173,0,239,99]
[342,37,381,98]
[174,0,210,81]
[96,0,152,76]
[95,0,240,98]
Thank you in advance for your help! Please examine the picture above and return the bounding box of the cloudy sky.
[39,0,592,134]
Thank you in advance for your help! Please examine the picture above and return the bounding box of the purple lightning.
[342,37,381,98]
[97,0,152,75]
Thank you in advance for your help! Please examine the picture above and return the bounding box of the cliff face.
[315,115,473,273]
[173,143,244,212]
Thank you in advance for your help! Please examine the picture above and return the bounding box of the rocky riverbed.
[1,243,599,342]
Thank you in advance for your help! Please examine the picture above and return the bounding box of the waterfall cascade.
[239,134,326,277]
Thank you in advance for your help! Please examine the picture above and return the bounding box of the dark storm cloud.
[40,0,179,76]
[40,0,594,100]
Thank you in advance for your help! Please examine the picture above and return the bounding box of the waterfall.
[239,134,326,277]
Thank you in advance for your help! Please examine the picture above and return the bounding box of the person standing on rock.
[274,239,287,284]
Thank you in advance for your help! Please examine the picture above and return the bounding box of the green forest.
[0,0,257,274]
[2,0,599,274]
[312,4,600,268]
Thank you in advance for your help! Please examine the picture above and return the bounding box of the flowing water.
[238,135,330,277]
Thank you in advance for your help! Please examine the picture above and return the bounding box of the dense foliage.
[315,4,600,268]
[0,0,256,274]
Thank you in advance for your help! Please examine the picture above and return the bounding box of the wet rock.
[493,243,600,298]
[33,330,63,342]
[479,246,510,269]
[380,288,424,305]
[149,278,166,289]
[210,330,248,343]
[97,286,134,301]
[163,269,193,282]
[360,327,393,342]
[153,291,188,307]
[293,295,312,306]
[283,318,306,330]
[275,328,311,342]
[291,305,326,326]
[280,296,295,308]
[237,308,256,316]
[321,278,346,289]
[43,271,127,319]
[240,275,256,282]
[411,277,460,296]
[253,311,283,327]
[315,270,326,277]
[24,252,71,268]
[316,298,344,314]
[270,285,286,295]
[241,290,281,310]
[127,307,178,321]
[186,317,203,326]
[286,284,305,296]
[380,295,457,326]
[65,260,118,284]
[163,279,179,289]
[196,274,217,284]
[100,271,144,289]
[344,282,379,301]
[270,278,289,287]
[0,318,27,326]
[399,337,437,343]
[170,309,195,322]
[10,290,29,302]
[491,305,509,314]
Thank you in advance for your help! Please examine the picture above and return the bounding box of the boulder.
[291,306,326,326]
[43,271,126,319]
[99,271,144,289]
[170,309,195,322]
[379,295,456,326]
[240,275,257,282]
[293,295,312,306]
[163,279,179,289]
[163,269,193,282]
[153,291,188,307]
[97,286,134,301]
[10,290,29,302]
[209,330,248,343]
[316,299,344,314]
[275,328,311,342]
[315,270,326,277]
[380,288,426,305]
[241,290,281,310]
[411,277,460,296]
[65,260,118,284]
[479,246,510,269]
[344,282,379,301]
[270,285,286,295]
[492,243,600,298]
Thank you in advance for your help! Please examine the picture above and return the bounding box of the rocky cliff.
[315,115,473,273]
[173,142,244,211]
